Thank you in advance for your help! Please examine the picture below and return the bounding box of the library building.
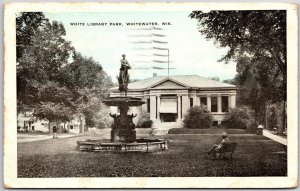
[109,75,237,127]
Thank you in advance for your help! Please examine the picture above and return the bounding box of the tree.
[235,56,283,125]
[81,97,112,129]
[33,102,73,132]
[32,82,77,132]
[223,79,236,85]
[16,13,114,133]
[60,52,114,128]
[17,14,73,112]
[16,12,48,61]
[209,76,220,81]
[190,10,286,134]
[60,52,113,98]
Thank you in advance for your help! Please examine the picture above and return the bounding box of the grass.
[17,132,287,177]
[168,128,250,134]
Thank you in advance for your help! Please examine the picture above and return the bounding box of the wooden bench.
[216,142,237,160]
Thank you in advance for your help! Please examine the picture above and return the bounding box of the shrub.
[137,111,153,128]
[140,120,153,128]
[222,106,255,129]
[183,106,213,129]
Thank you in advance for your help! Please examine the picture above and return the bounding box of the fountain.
[77,54,169,152]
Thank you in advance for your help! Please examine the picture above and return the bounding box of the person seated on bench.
[208,132,230,159]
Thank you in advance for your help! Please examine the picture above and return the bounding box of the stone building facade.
[110,75,237,127]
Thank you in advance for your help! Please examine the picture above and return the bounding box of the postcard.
[3,2,298,188]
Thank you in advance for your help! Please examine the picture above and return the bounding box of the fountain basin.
[77,138,169,152]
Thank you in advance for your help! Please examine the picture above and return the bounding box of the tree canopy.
[190,11,286,100]
[17,12,113,128]
[190,10,286,131]
[190,11,286,76]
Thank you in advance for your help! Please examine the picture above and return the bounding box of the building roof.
[111,75,237,91]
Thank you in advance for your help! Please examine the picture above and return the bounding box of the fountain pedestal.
[105,97,143,143]
[111,129,136,143]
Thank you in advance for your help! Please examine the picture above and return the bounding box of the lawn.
[17,131,287,177]
[168,128,251,134]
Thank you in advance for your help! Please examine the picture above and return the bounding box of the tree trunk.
[56,122,60,134]
[265,103,268,130]
[277,101,286,135]
[79,115,83,133]
[67,123,70,134]
[59,123,62,134]
[49,121,52,134]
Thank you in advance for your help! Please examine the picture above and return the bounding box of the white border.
[3,2,298,188]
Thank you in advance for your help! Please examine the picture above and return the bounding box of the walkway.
[263,129,287,146]
[17,133,80,143]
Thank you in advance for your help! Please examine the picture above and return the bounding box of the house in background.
[17,112,86,134]
[17,112,49,132]
[109,75,237,128]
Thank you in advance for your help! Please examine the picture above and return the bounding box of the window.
[147,98,150,113]
[190,98,193,107]
[222,96,229,112]
[211,96,218,112]
[200,97,207,106]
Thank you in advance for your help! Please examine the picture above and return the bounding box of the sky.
[45,11,237,82]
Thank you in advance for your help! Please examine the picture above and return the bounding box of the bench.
[215,142,237,160]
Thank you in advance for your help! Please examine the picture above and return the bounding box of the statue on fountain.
[117,54,131,95]
[106,56,139,142]
[77,54,168,151]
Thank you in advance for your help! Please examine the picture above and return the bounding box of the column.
[156,95,160,121]
[195,96,200,106]
[177,95,182,121]
[142,96,148,113]
[150,95,156,120]
[217,95,222,113]
[181,95,189,119]
[207,95,211,112]
[230,94,236,109]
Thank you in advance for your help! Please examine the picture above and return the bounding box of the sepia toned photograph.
[4,2,298,188]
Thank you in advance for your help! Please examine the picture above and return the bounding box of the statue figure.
[110,113,121,130]
[128,113,137,121]
[127,113,137,130]
[117,54,131,94]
